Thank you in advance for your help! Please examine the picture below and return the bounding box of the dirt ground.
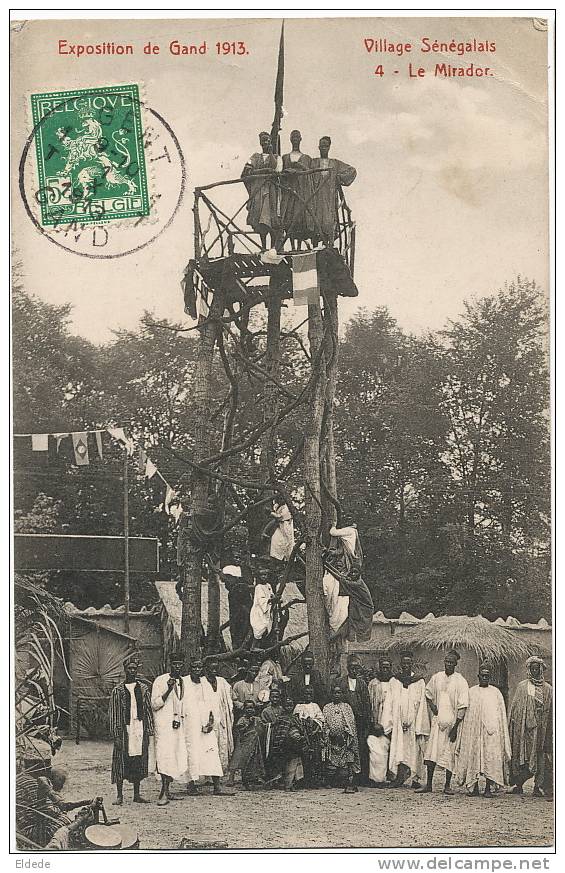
[60,740,553,850]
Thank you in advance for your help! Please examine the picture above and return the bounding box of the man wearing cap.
[108,653,154,805]
[151,651,188,806]
[456,663,511,797]
[417,650,469,795]
[508,656,552,797]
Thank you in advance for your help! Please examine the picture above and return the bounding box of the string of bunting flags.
[13,426,182,518]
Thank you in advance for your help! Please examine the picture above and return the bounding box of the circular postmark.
[19,84,186,258]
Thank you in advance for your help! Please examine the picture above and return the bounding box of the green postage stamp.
[30,84,150,227]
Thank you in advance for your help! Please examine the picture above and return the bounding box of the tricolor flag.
[72,432,89,466]
[292,251,319,306]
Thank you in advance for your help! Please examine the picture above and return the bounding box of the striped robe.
[109,681,154,785]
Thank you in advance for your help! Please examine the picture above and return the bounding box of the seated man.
[228,700,266,789]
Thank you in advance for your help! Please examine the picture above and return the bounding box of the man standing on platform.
[309,136,356,246]
[335,654,372,785]
[242,131,283,250]
[151,651,188,806]
[108,652,154,806]
[417,650,469,795]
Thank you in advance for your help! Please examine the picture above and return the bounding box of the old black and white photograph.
[9,11,554,857]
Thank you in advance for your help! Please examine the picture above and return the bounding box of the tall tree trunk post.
[304,302,331,687]
[180,293,222,665]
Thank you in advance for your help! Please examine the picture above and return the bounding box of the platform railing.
[193,168,356,276]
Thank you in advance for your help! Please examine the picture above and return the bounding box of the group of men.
[365,651,552,800]
[242,129,356,250]
[107,648,552,803]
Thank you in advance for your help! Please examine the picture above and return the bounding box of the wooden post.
[304,302,331,687]
[180,292,223,664]
[123,448,130,635]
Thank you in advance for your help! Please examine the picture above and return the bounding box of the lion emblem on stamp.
[30,84,150,227]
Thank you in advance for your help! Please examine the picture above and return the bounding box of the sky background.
[11,16,549,344]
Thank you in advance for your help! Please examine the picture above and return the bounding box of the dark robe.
[508,679,552,788]
[222,572,253,648]
[229,715,265,785]
[242,152,281,234]
[309,157,356,242]
[335,675,371,782]
[288,668,327,708]
[108,681,154,785]
[280,152,313,240]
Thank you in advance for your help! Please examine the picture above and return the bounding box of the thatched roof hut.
[382,614,545,663]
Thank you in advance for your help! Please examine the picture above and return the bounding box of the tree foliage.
[12,278,550,621]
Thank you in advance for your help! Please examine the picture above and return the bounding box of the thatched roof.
[382,614,547,662]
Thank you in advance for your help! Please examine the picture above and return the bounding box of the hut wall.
[349,618,552,704]
[70,611,163,681]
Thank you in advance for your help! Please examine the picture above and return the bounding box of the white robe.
[322,571,349,633]
[367,677,392,782]
[125,683,144,757]
[182,677,223,781]
[250,582,273,640]
[382,676,430,781]
[270,503,295,561]
[424,671,469,771]
[456,684,511,791]
[202,676,234,772]
[151,674,188,780]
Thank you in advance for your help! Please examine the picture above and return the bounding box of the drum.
[85,824,122,849]
[114,824,140,850]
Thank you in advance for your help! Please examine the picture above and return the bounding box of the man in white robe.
[367,657,393,786]
[456,664,511,796]
[151,651,188,806]
[269,501,295,561]
[183,660,233,796]
[382,652,430,788]
[417,650,469,795]
[250,577,274,641]
[203,658,234,772]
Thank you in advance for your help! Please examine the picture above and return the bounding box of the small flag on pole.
[292,251,319,306]
[145,458,158,479]
[31,434,49,452]
[72,432,90,466]
[164,485,177,515]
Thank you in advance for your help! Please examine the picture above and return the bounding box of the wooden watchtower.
[178,24,360,683]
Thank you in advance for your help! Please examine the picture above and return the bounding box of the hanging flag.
[31,434,49,452]
[95,431,104,461]
[270,21,285,152]
[71,432,90,466]
[196,286,210,320]
[54,433,70,452]
[145,458,158,479]
[292,251,319,306]
[164,484,177,515]
[170,502,183,522]
[138,447,148,474]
